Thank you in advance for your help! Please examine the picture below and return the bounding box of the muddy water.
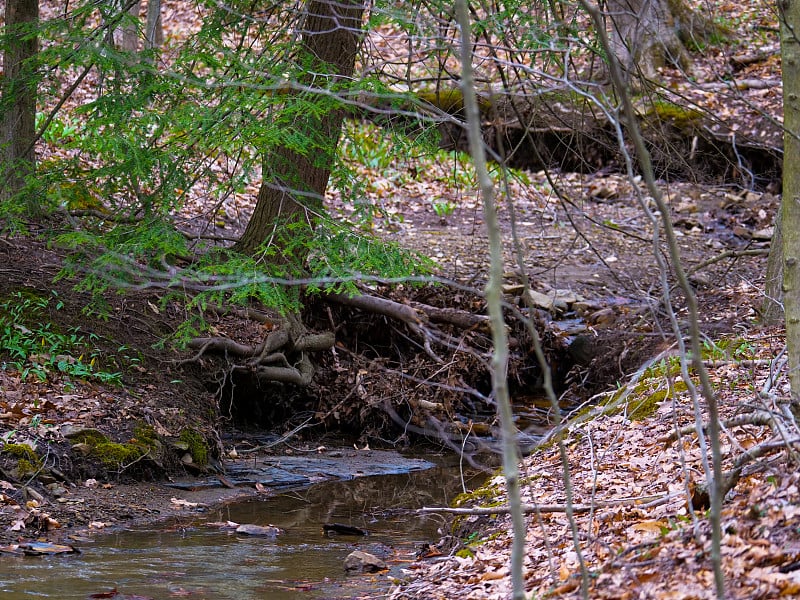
[0,464,483,599]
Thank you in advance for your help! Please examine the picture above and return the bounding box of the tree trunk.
[606,0,720,80]
[780,0,800,418]
[0,0,39,209]
[762,207,783,325]
[144,0,163,51]
[121,1,141,52]
[235,0,365,256]
[116,1,162,54]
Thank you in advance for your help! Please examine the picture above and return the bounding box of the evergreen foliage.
[0,0,440,334]
[0,0,593,336]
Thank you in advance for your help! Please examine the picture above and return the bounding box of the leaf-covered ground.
[1,1,798,598]
[390,331,800,599]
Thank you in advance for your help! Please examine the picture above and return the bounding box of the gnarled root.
[186,321,335,386]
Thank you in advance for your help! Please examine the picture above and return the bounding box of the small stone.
[502,284,526,296]
[344,550,387,573]
[572,301,599,316]
[554,289,582,305]
[523,289,566,312]
[72,443,92,456]
[689,273,711,288]
[37,474,57,485]
[235,523,283,537]
[752,227,774,240]
[568,336,596,365]
[588,308,616,328]
[45,483,67,498]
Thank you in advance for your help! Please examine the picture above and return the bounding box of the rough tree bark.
[121,1,141,52]
[0,0,39,208]
[190,0,365,390]
[235,0,365,256]
[606,0,722,80]
[780,0,800,418]
[762,207,783,325]
[144,0,163,51]
[118,0,162,54]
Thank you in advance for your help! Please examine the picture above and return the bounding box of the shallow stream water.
[0,463,482,599]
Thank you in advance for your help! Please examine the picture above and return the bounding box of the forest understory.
[0,0,797,598]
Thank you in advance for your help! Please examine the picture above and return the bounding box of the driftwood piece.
[729,44,779,70]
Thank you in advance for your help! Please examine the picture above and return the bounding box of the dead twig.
[660,411,776,445]
[418,492,680,516]
[237,415,317,453]
[686,248,770,277]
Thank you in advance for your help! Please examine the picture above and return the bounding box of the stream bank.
[0,460,484,599]
[0,444,450,547]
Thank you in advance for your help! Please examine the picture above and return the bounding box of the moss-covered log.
[364,86,782,188]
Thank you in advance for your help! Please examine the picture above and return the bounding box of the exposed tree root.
[186,316,335,385]
[185,285,653,450]
[325,291,490,363]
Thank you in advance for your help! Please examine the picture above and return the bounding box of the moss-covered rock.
[93,441,146,468]
[2,442,40,462]
[179,428,209,466]
[637,100,704,135]
[64,428,109,446]
[65,425,162,470]
[2,443,43,477]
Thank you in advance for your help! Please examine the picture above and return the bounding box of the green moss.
[519,474,544,486]
[637,100,704,135]
[2,442,40,462]
[65,428,109,446]
[416,88,492,115]
[132,423,158,446]
[16,458,39,477]
[628,389,668,421]
[93,441,146,468]
[628,381,689,421]
[2,443,43,476]
[179,428,209,466]
[455,548,475,559]
[452,482,502,508]
[66,426,161,469]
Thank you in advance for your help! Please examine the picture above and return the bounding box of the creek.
[0,460,483,599]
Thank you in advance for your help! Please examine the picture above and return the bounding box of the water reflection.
[0,464,482,599]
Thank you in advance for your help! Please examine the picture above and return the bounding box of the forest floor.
[0,166,788,597]
[1,1,798,598]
